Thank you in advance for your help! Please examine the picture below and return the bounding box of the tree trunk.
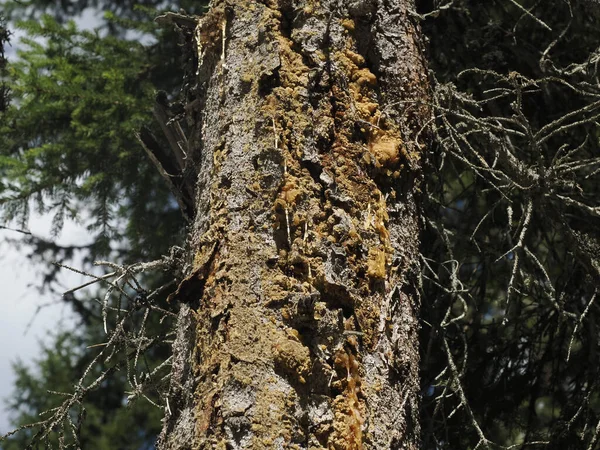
[158,1,429,448]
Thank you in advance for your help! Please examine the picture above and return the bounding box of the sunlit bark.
[158,1,429,448]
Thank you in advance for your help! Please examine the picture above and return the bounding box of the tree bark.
[158,1,429,448]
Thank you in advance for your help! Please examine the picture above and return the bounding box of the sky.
[0,216,90,434]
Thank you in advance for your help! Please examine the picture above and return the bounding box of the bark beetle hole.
[299,158,323,185]
[252,149,284,170]
[226,416,251,447]
[290,261,309,279]
[368,277,386,293]
[352,120,371,144]
[210,315,221,333]
[273,227,289,251]
[261,174,277,189]
[258,67,281,96]
[349,18,379,75]
[278,0,295,39]
[219,175,232,189]
[321,289,354,319]
[251,154,262,171]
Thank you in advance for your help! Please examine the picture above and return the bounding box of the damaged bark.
[157,0,429,448]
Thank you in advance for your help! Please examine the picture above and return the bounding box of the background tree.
[5,331,163,450]
[0,15,9,113]
[420,0,600,448]
[0,1,205,448]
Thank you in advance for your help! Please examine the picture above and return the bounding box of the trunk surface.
[158,1,429,448]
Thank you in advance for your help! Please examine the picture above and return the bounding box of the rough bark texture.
[158,0,429,448]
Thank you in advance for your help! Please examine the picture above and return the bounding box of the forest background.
[1,0,600,449]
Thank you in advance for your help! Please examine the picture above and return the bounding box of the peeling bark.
[158,1,429,448]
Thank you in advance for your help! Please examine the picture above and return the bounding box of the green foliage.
[0,9,186,268]
[0,17,9,113]
[1,0,208,33]
[0,1,207,447]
